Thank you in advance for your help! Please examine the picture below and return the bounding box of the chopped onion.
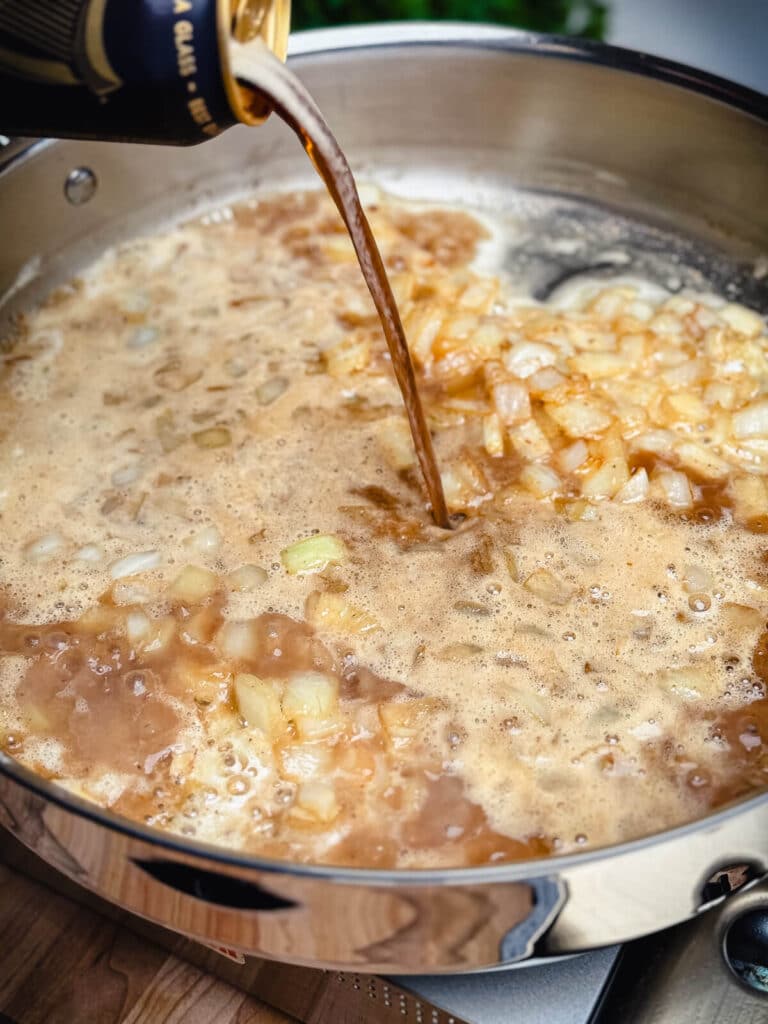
[24,533,64,564]
[662,359,707,388]
[74,544,103,564]
[730,474,768,520]
[676,441,729,480]
[440,455,490,508]
[491,379,531,425]
[508,419,551,462]
[732,400,768,439]
[523,568,574,605]
[235,673,283,735]
[615,467,649,504]
[503,341,557,379]
[283,672,339,720]
[168,565,219,604]
[581,457,630,500]
[325,336,371,377]
[305,590,380,634]
[658,665,716,700]
[436,643,484,661]
[281,534,347,575]
[112,582,152,605]
[294,781,339,822]
[228,564,268,592]
[482,412,505,457]
[527,366,565,395]
[519,463,562,499]
[187,525,222,554]
[655,469,693,508]
[376,416,415,470]
[126,610,151,643]
[127,325,158,349]
[682,564,712,594]
[404,304,443,364]
[256,376,289,405]
[630,429,678,455]
[111,463,142,488]
[556,439,589,474]
[110,550,161,579]
[569,351,628,379]
[546,399,612,438]
[192,426,231,449]
[216,619,260,660]
[719,303,764,338]
[649,313,683,336]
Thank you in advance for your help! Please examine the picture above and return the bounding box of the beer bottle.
[0,0,290,144]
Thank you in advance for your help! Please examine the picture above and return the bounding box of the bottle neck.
[218,0,290,124]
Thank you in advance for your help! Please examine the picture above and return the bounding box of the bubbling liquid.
[0,190,767,867]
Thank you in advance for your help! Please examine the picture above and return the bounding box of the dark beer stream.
[231,41,451,529]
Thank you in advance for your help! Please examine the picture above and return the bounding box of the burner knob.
[722,908,768,994]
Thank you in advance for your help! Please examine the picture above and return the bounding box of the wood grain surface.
[0,861,294,1024]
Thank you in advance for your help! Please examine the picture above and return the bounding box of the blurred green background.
[291,1,608,39]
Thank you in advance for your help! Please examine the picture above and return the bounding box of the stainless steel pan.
[0,23,767,975]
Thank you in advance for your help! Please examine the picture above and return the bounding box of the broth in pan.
[1,190,767,867]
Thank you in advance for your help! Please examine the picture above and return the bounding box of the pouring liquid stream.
[231,41,451,529]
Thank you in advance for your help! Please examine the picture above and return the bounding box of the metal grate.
[330,972,469,1024]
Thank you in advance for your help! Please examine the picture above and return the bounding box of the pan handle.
[499,876,566,962]
[132,857,300,913]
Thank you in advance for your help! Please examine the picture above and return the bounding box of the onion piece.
[546,399,612,438]
[557,439,589,474]
[490,378,531,426]
[581,457,630,499]
[569,351,628,379]
[228,564,268,592]
[305,591,380,634]
[24,533,64,563]
[127,325,158,349]
[216,619,260,660]
[523,568,574,605]
[168,565,219,604]
[187,525,222,554]
[658,665,717,700]
[110,550,161,579]
[282,671,339,721]
[74,544,104,564]
[675,441,729,480]
[527,366,565,395]
[630,429,678,455]
[126,610,151,643]
[519,463,562,499]
[325,335,372,377]
[234,673,284,735]
[376,416,415,471]
[615,467,649,504]
[732,400,768,440]
[256,376,289,405]
[719,303,764,338]
[483,412,505,457]
[503,341,557,379]
[655,469,693,508]
[192,426,231,449]
[508,419,551,462]
[281,534,348,576]
[294,781,339,822]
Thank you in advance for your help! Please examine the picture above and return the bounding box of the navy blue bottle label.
[0,0,239,145]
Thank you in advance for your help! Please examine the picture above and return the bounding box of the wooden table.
[0,859,294,1024]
